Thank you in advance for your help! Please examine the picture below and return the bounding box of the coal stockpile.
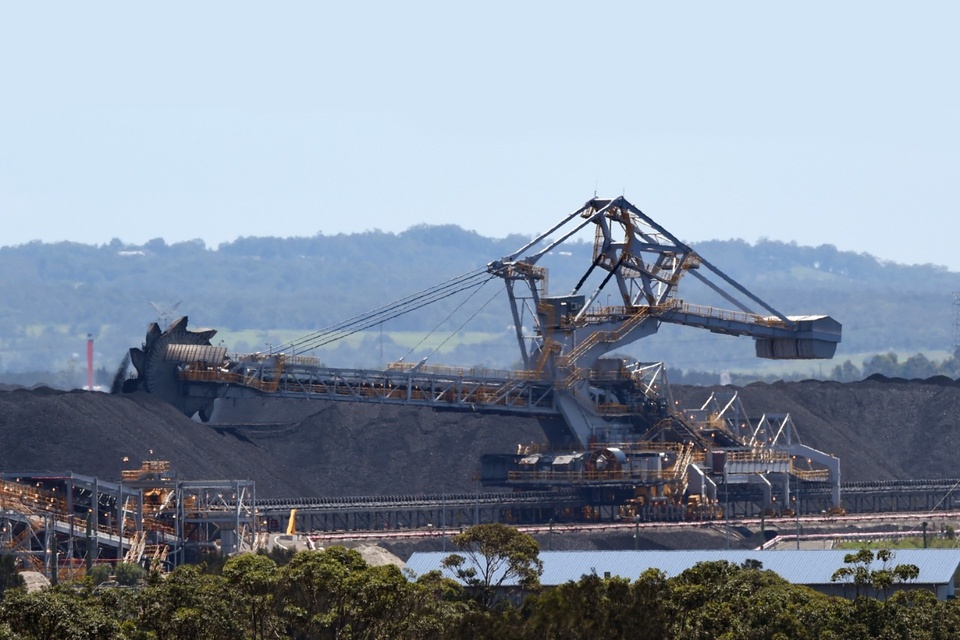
[0,388,563,498]
[2,376,960,498]
[0,388,313,497]
[670,376,960,482]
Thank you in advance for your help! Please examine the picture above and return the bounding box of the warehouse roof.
[405,549,960,588]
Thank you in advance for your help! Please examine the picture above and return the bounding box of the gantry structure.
[0,462,262,581]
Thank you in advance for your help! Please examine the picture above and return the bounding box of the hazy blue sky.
[3,2,958,269]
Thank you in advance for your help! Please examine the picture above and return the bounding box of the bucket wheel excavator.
[127,196,843,517]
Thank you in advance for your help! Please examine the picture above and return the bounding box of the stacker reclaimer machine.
[127,196,843,521]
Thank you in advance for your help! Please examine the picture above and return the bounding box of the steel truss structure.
[0,463,261,581]
[0,471,143,581]
[246,480,960,534]
[256,490,582,533]
[174,480,258,561]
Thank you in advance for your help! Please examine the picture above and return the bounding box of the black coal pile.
[0,388,313,496]
[0,389,564,498]
[2,376,959,498]
[671,376,960,482]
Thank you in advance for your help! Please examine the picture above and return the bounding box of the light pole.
[118,456,128,564]
[724,464,730,549]
[118,479,123,563]
[793,495,800,550]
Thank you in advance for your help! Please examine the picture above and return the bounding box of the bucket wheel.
[127,316,218,421]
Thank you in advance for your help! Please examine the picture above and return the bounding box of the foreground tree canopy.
[1,534,959,639]
[442,522,543,609]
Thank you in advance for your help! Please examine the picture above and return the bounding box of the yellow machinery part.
[286,509,298,535]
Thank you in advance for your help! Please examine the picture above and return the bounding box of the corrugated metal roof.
[405,549,960,587]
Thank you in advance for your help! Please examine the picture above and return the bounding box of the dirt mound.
[1,377,958,498]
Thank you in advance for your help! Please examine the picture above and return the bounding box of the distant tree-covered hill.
[1,228,958,385]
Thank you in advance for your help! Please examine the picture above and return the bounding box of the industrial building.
[405,549,960,601]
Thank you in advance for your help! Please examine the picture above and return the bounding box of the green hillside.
[2,228,958,386]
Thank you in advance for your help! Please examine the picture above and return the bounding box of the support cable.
[273,268,489,353]
[298,276,491,352]
[290,274,496,353]
[423,284,503,363]
[399,277,493,362]
[399,278,497,363]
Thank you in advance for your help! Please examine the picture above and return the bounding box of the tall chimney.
[86,333,94,391]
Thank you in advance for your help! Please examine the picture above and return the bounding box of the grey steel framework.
[0,470,259,580]
[250,479,960,533]
[256,490,582,533]
[0,471,143,577]
[4,471,958,567]
[175,480,257,562]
